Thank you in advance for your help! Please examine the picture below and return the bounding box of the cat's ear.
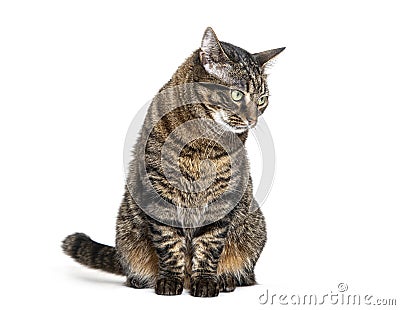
[199,27,232,79]
[253,47,285,73]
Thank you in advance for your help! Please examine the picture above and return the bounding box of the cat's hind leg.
[116,193,159,289]
[217,207,266,292]
[217,247,257,292]
[119,237,159,289]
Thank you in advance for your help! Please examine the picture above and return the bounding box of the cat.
[62,27,284,297]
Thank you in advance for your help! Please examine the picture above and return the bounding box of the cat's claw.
[190,277,219,297]
[155,277,183,296]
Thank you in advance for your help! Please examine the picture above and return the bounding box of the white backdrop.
[0,1,399,309]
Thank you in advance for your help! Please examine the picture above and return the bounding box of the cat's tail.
[62,233,124,276]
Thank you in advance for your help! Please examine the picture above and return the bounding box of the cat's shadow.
[67,267,125,287]
[75,274,123,286]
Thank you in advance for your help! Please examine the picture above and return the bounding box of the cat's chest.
[177,144,233,184]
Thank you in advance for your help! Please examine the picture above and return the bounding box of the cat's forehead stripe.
[247,67,264,95]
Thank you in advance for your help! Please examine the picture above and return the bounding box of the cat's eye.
[231,90,244,101]
[257,95,268,106]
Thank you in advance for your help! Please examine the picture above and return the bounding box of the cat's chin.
[213,111,249,134]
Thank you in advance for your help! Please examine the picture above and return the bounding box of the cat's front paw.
[155,277,183,296]
[190,276,219,297]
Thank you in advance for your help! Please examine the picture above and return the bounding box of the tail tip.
[62,232,91,257]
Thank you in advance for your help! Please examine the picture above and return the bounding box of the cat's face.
[199,27,284,133]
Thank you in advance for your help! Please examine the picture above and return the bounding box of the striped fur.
[62,27,284,297]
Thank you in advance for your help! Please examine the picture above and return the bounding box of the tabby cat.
[62,27,284,297]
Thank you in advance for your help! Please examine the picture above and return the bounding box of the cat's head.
[199,27,284,133]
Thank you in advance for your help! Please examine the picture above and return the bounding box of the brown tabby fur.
[62,27,284,297]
